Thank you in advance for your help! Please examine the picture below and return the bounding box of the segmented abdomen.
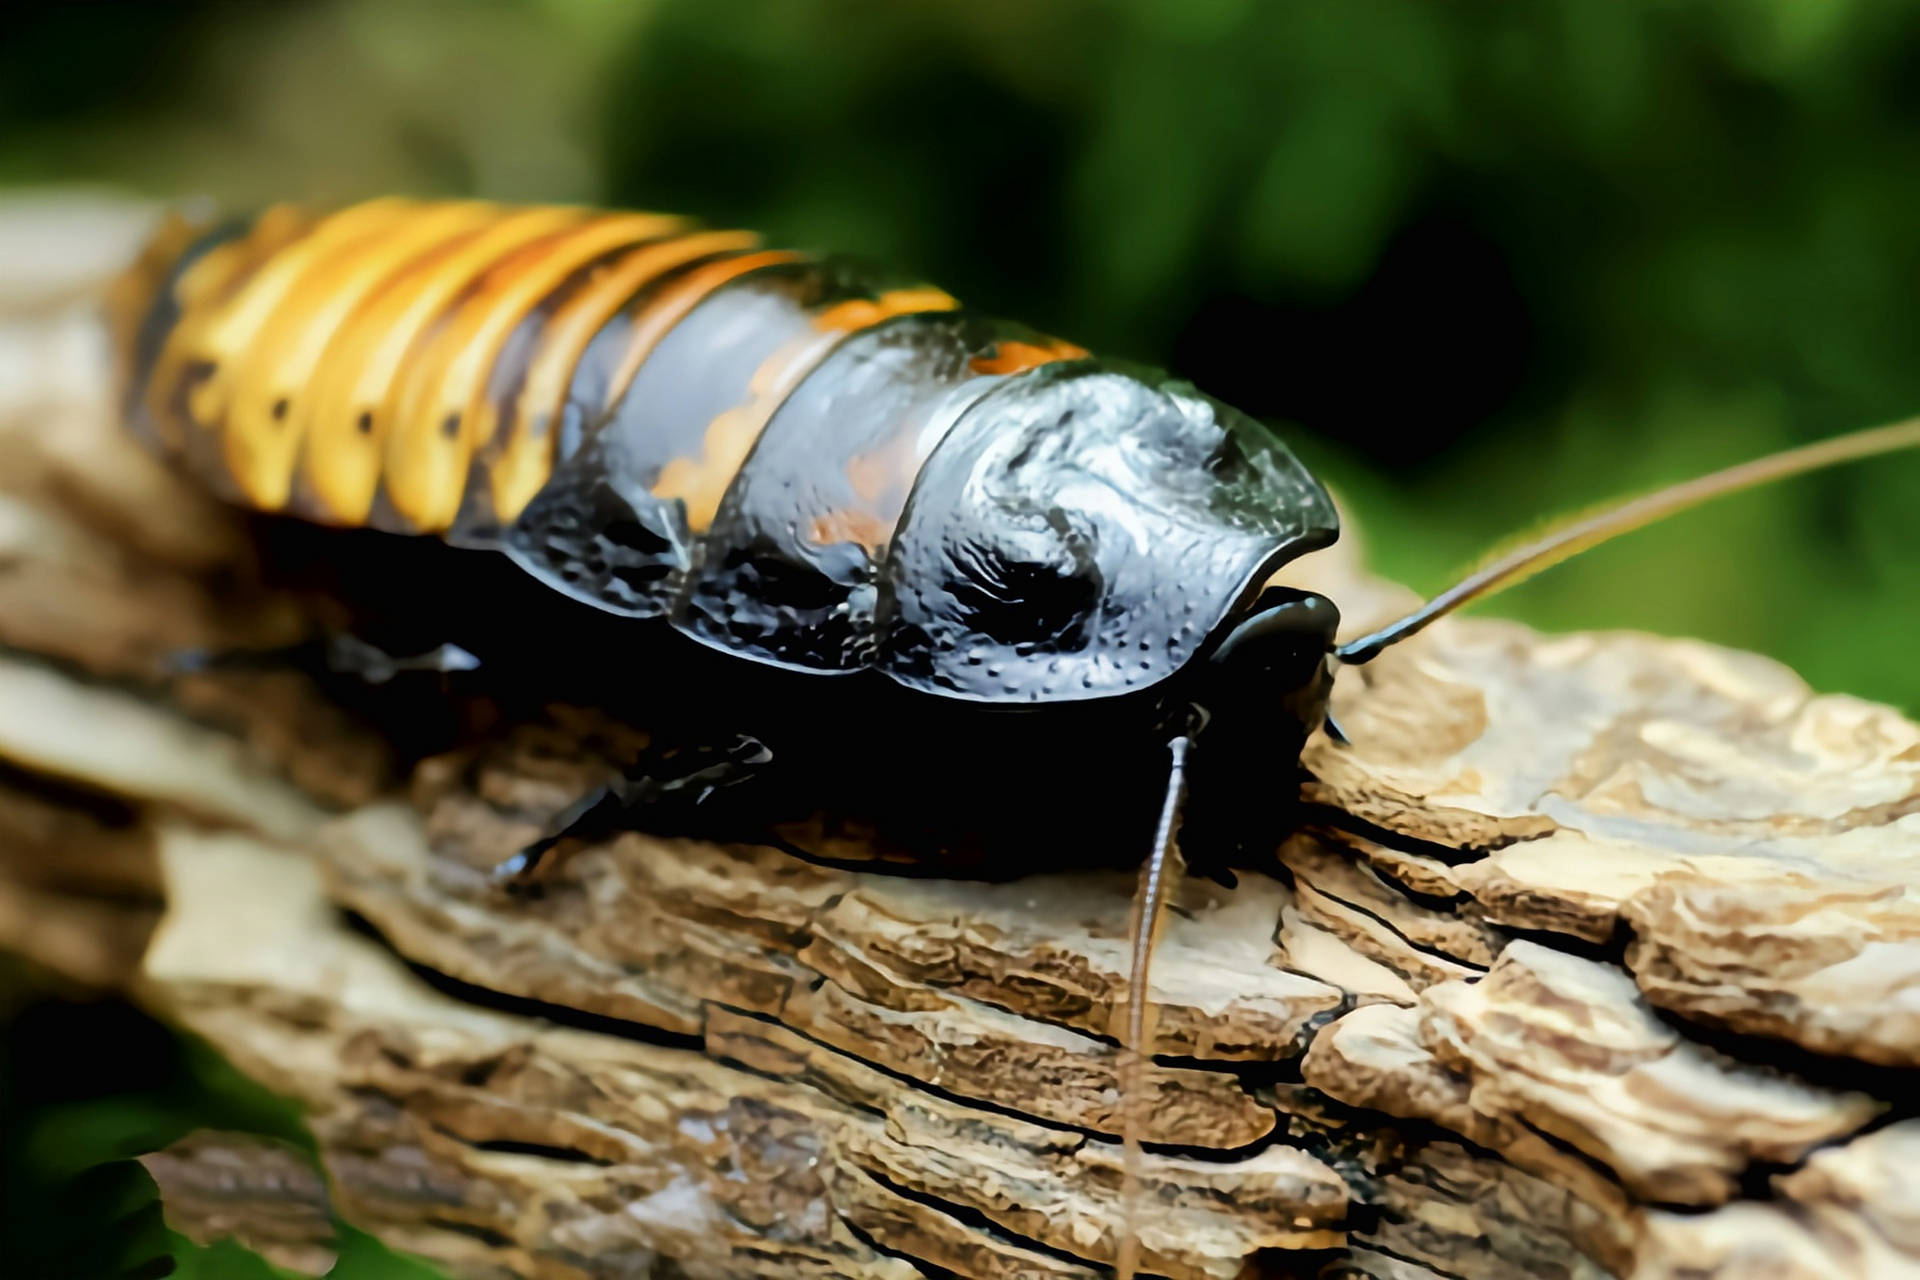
[118,198,1336,701]
[120,201,1076,632]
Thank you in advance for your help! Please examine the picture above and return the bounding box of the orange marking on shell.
[825,332,1072,558]
[145,204,315,455]
[189,200,419,465]
[806,508,894,550]
[969,337,1089,376]
[485,228,760,525]
[599,249,802,415]
[649,280,957,536]
[651,322,845,534]
[810,287,957,333]
[381,211,685,533]
[295,204,587,525]
[843,426,924,508]
[222,201,504,509]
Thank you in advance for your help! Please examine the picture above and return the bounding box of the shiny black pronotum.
[113,198,1920,1277]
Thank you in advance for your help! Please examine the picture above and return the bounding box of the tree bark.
[0,193,1916,1279]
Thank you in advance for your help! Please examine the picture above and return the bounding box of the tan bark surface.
[0,192,1916,1279]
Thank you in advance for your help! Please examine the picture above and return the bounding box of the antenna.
[1335,414,1920,665]
[1113,734,1193,1280]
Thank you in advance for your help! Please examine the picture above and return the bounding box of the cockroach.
[111,198,1920,1278]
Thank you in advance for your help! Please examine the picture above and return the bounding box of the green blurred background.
[5,0,1920,1274]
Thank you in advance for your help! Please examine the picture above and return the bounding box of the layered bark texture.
[1,195,1917,1279]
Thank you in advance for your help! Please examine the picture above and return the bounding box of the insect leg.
[324,634,480,684]
[1322,709,1351,746]
[492,733,774,891]
[1114,733,1195,1280]
[167,633,480,686]
[490,782,625,887]
[164,641,313,676]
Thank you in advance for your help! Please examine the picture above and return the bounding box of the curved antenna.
[1114,735,1193,1280]
[1336,414,1920,665]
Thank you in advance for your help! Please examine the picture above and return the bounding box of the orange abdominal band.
[485,229,763,524]
[144,204,316,453]
[295,206,592,525]
[652,286,961,536]
[380,211,686,533]
[970,337,1089,376]
[219,201,508,509]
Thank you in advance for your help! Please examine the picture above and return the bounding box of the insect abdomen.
[125,201,953,530]
[122,198,1338,702]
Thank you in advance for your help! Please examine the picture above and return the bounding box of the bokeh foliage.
[4,0,1920,1273]
[0,958,441,1279]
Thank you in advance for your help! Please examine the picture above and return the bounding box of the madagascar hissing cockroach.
[111,198,1920,1277]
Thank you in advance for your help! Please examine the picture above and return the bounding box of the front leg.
[493,733,774,890]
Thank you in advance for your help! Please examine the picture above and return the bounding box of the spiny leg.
[492,732,773,891]
[1114,733,1194,1280]
[1321,709,1350,746]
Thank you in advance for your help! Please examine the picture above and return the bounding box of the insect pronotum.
[112,198,1920,1277]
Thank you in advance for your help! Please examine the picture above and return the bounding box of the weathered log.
[1,192,1918,1279]
[138,1129,339,1276]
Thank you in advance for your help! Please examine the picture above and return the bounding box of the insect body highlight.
[123,198,1336,707]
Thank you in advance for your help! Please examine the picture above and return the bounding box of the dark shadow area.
[0,976,229,1279]
[1175,216,1536,470]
